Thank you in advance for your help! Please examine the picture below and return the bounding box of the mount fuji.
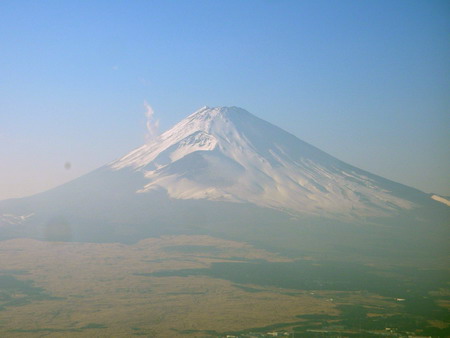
[0,106,448,259]
[111,106,422,218]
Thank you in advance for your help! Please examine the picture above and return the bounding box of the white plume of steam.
[144,101,160,141]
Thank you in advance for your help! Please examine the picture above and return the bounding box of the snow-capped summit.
[110,106,417,218]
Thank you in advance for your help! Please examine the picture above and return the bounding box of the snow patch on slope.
[0,213,34,226]
[431,194,450,207]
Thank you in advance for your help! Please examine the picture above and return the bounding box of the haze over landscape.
[0,1,449,337]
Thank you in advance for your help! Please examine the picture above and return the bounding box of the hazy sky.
[1,0,449,201]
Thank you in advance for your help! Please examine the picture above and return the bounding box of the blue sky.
[1,0,449,200]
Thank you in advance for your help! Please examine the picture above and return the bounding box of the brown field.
[0,235,441,337]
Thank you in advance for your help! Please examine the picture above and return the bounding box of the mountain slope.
[0,106,447,262]
[110,106,427,218]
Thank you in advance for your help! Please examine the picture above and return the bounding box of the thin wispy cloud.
[144,101,159,141]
